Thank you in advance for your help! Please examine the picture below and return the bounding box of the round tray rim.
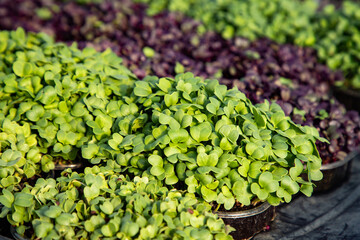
[215,202,272,219]
[320,149,359,170]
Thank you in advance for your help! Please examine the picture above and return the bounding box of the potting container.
[332,86,360,112]
[314,150,359,193]
[11,225,27,240]
[216,202,276,240]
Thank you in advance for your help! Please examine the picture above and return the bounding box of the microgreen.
[0,28,136,190]
[0,167,234,239]
[92,73,325,209]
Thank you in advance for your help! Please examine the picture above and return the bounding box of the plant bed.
[91,72,326,233]
[1,3,356,237]
[0,167,234,239]
[216,202,276,240]
[0,28,136,192]
[5,0,355,172]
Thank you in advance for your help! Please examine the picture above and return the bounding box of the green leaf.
[252,147,265,159]
[281,176,300,195]
[296,140,314,155]
[148,155,163,167]
[271,111,285,127]
[13,61,33,77]
[273,149,288,159]
[168,128,189,143]
[56,213,74,226]
[308,169,323,181]
[278,120,290,131]
[88,215,105,231]
[273,142,288,150]
[14,193,33,207]
[34,221,53,238]
[176,162,187,181]
[300,184,313,197]
[250,183,268,200]
[276,187,292,203]
[134,81,152,97]
[253,108,266,128]
[159,113,172,125]
[127,222,140,237]
[197,153,208,167]
[44,206,62,218]
[214,85,227,101]
[289,158,303,180]
[181,115,193,128]
[245,142,257,155]
[248,161,263,178]
[0,149,21,166]
[164,92,179,106]
[150,166,165,176]
[219,137,232,151]
[0,189,14,208]
[185,176,198,193]
[206,103,218,115]
[227,130,240,144]
[84,220,95,232]
[157,78,172,93]
[82,144,100,159]
[25,105,44,122]
[143,46,156,58]
[272,167,288,180]
[84,184,100,200]
[164,146,181,157]
[200,186,217,202]
[245,142,264,159]
[232,180,252,206]
[217,193,235,210]
[100,201,114,215]
[165,174,179,185]
[175,62,185,74]
[190,122,212,142]
[36,86,57,105]
[259,172,279,193]
[238,159,250,177]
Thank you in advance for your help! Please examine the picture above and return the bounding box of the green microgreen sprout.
[89,72,326,210]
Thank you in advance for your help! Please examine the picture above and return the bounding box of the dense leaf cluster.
[3,0,355,165]
[0,167,233,239]
[228,39,360,164]
[0,2,347,238]
[135,0,318,45]
[91,73,326,209]
[0,28,136,190]
[314,2,360,89]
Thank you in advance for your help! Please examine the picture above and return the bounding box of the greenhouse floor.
[256,152,360,240]
[0,154,359,240]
